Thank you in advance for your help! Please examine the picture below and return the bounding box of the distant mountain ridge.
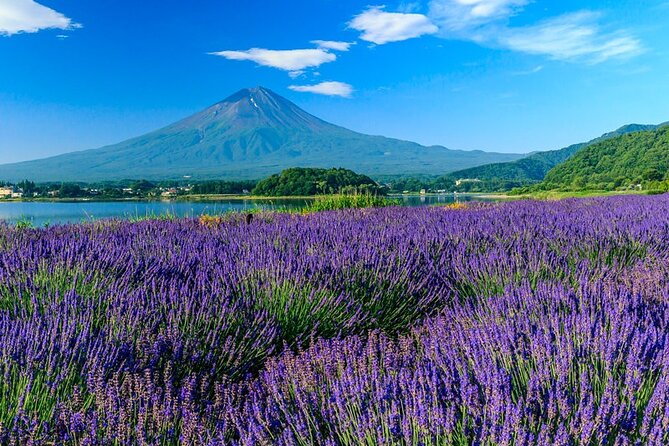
[0,87,522,182]
[441,123,667,190]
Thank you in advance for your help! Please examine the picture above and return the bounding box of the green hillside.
[252,167,382,196]
[437,124,663,192]
[540,126,669,191]
[440,143,584,189]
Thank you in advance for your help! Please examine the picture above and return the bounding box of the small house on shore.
[161,188,178,198]
[0,187,22,198]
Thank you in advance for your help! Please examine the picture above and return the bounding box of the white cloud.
[500,12,643,63]
[209,48,336,71]
[512,65,543,75]
[349,6,438,45]
[289,81,353,98]
[397,2,422,13]
[311,40,355,52]
[288,70,305,79]
[0,0,80,36]
[427,0,643,64]
[429,0,529,32]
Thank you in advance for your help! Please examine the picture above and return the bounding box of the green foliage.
[431,123,666,193]
[3,179,194,200]
[252,281,350,346]
[15,217,33,230]
[191,180,256,195]
[305,194,399,212]
[541,126,669,191]
[252,168,384,197]
[17,180,37,196]
[428,143,586,193]
[387,177,435,193]
[59,183,84,198]
[127,211,177,223]
[130,179,156,192]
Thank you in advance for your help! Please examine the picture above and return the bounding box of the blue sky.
[1,0,668,163]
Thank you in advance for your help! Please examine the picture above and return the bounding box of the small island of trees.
[251,167,386,196]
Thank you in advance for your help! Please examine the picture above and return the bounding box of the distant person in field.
[246,213,253,225]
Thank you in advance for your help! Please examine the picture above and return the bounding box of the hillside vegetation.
[252,167,383,196]
[438,124,663,192]
[452,142,584,182]
[540,126,669,191]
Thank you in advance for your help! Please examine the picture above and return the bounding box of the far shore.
[0,190,655,204]
[0,192,499,203]
[0,194,315,204]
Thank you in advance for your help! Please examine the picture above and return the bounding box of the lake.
[0,194,492,226]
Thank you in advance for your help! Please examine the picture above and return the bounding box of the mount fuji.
[0,87,523,182]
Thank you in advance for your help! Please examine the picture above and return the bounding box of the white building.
[455,179,482,187]
[0,187,22,198]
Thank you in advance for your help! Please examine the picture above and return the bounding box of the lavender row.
[1,195,669,443]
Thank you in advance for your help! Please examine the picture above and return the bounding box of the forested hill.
[442,142,584,185]
[438,123,664,191]
[541,125,669,191]
[251,167,382,196]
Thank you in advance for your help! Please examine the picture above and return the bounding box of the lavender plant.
[1,195,669,444]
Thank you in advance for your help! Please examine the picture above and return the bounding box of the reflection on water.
[395,194,491,206]
[0,194,493,226]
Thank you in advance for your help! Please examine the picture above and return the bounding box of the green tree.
[252,168,383,197]
[643,168,663,182]
[17,180,37,195]
[59,184,86,198]
[131,180,156,193]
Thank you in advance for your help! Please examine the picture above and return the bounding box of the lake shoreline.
[0,195,493,226]
[1,192,502,204]
[0,195,313,204]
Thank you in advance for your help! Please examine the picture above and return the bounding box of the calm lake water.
[0,195,491,226]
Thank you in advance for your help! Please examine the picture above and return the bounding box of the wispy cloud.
[500,12,643,63]
[427,0,643,64]
[209,48,336,71]
[349,6,438,45]
[0,0,80,36]
[429,0,529,32]
[288,70,305,79]
[289,81,353,98]
[511,65,543,75]
[311,40,355,52]
[397,2,422,13]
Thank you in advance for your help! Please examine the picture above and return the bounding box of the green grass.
[15,217,34,229]
[305,194,399,212]
[512,190,650,200]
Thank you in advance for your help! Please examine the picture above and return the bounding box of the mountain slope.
[542,125,669,190]
[440,123,666,190]
[0,87,522,182]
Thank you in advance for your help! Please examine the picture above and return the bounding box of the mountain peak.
[187,86,328,132]
[220,86,278,105]
[0,87,524,182]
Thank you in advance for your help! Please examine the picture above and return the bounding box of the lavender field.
[2,195,669,445]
